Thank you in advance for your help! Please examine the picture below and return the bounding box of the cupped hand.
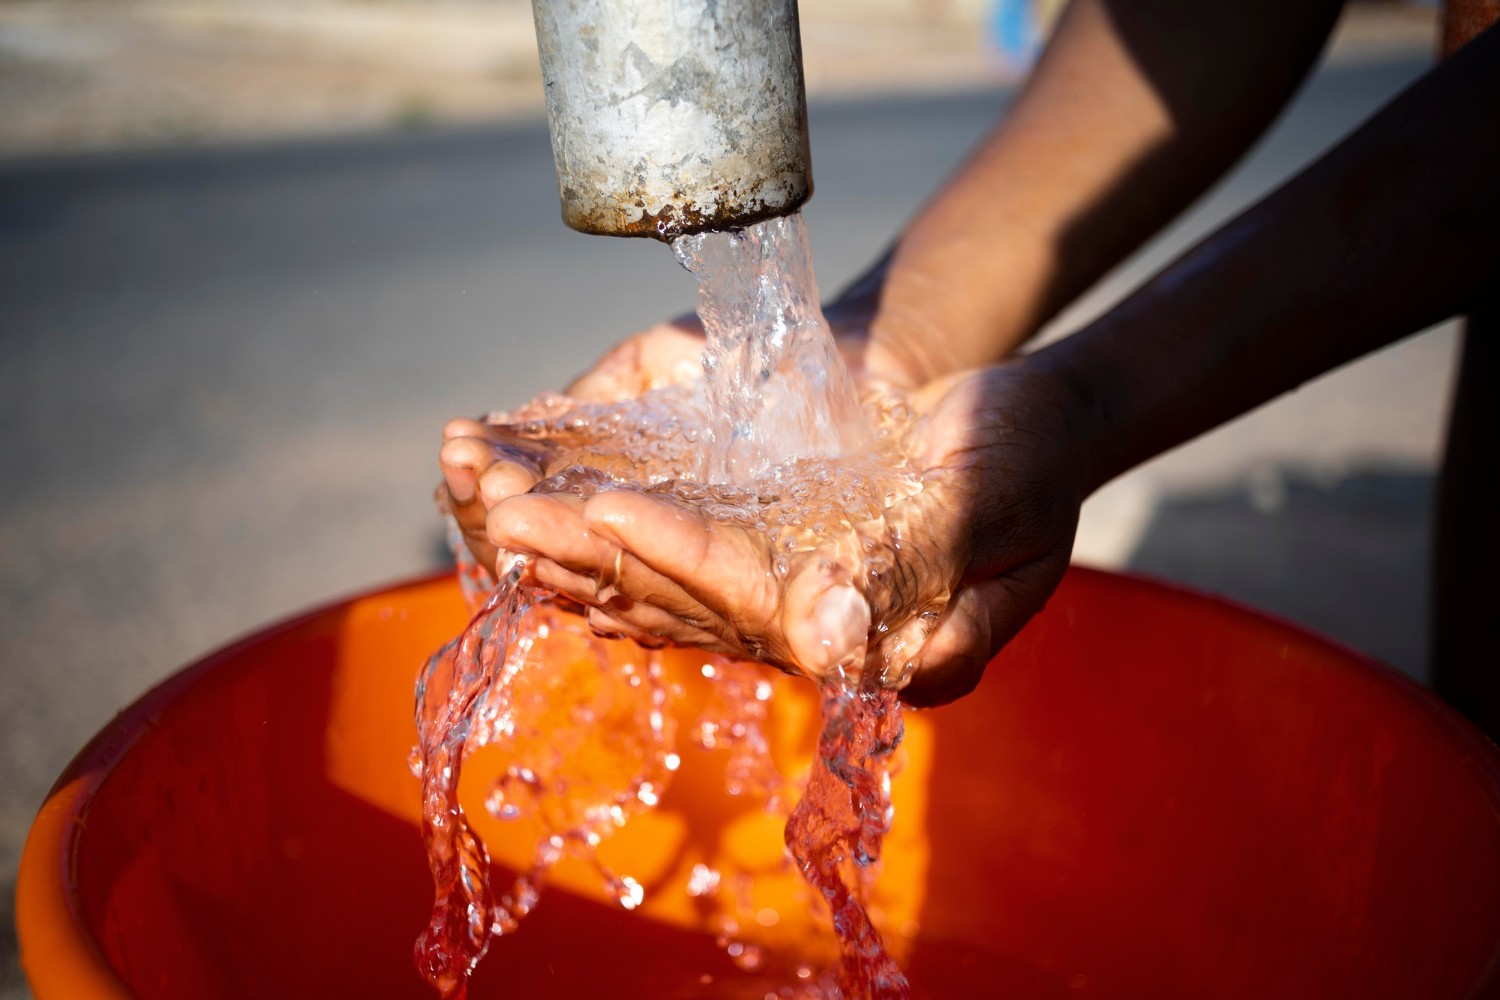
[439,318,707,572]
[476,361,1094,706]
[438,311,930,578]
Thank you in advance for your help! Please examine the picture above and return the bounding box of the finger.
[439,436,499,505]
[491,489,729,647]
[780,562,870,681]
[477,459,540,508]
[527,521,730,652]
[530,557,602,606]
[440,436,518,570]
[585,607,632,641]
[894,585,993,708]
[587,602,731,654]
[483,491,594,566]
[583,490,779,637]
[605,547,725,637]
[564,339,646,402]
[581,603,669,651]
[565,323,705,402]
[900,553,1068,708]
[444,417,503,442]
[529,554,681,620]
[596,595,731,652]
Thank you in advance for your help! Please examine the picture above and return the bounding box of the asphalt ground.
[0,47,1450,995]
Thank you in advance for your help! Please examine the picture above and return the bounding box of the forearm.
[1034,25,1500,493]
[837,0,1344,383]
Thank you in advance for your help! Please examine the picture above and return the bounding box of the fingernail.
[444,467,475,504]
[809,585,870,671]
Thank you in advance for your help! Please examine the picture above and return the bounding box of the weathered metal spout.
[530,0,813,240]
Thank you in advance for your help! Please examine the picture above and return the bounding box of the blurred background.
[0,1,1452,995]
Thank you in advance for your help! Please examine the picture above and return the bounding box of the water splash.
[674,214,868,484]
[415,212,919,998]
[696,656,785,806]
[412,554,677,997]
[786,673,909,999]
[412,562,529,996]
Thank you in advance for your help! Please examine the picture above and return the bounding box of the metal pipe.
[530,0,813,240]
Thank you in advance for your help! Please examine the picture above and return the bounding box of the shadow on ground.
[1123,465,1434,685]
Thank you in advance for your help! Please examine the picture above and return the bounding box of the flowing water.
[414,214,929,998]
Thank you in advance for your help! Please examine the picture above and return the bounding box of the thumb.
[781,561,872,682]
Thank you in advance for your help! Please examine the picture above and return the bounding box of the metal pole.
[531,0,813,240]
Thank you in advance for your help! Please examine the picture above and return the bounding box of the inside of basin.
[43,569,1500,999]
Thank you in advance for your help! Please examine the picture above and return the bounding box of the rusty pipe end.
[533,0,813,240]
[560,175,813,242]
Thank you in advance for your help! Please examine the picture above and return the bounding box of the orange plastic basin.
[17,567,1500,999]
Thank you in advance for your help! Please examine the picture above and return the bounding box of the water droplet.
[686,864,721,897]
[615,876,644,910]
[485,787,522,821]
[727,942,763,971]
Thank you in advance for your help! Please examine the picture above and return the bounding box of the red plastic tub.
[17,567,1500,998]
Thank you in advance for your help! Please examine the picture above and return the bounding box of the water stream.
[414,213,922,998]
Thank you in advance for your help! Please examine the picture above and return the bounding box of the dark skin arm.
[1041,22,1500,494]
[892,22,1500,707]
[834,0,1347,383]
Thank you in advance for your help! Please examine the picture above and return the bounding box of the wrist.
[823,274,945,390]
[1020,338,1116,499]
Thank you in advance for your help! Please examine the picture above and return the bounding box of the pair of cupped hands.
[439,312,1091,707]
